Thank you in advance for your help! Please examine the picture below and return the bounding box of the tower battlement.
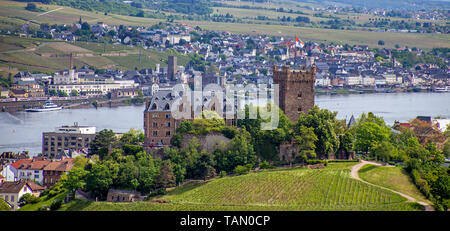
[273,65,316,82]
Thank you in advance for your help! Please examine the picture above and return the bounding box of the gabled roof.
[11,159,50,171]
[24,180,45,192]
[0,180,30,194]
[43,159,73,172]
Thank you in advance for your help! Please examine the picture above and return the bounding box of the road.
[350,160,434,211]
[37,7,64,17]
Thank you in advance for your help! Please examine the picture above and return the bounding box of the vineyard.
[66,163,423,211]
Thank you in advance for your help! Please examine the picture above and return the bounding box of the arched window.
[164,103,170,110]
[151,103,157,110]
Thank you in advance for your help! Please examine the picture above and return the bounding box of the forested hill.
[302,0,450,10]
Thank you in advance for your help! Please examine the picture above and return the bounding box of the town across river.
[0,92,449,156]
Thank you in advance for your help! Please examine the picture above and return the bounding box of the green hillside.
[61,163,423,211]
[0,35,190,74]
[359,165,431,204]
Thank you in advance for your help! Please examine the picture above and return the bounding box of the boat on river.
[25,101,62,112]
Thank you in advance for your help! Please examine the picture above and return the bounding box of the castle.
[273,65,316,122]
[143,65,316,149]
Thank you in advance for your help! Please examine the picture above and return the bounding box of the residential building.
[42,123,96,158]
[143,90,179,147]
[10,158,49,185]
[43,158,73,188]
[0,180,33,210]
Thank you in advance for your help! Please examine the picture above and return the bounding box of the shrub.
[260,161,275,169]
[50,199,63,211]
[306,159,325,165]
[327,159,359,163]
[18,193,40,207]
[234,165,250,175]
[220,171,227,177]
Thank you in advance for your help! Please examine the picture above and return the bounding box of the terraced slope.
[63,163,423,211]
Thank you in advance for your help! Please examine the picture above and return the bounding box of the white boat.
[434,86,450,92]
[25,101,62,112]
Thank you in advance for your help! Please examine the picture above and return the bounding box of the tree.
[354,121,390,154]
[85,163,113,200]
[371,141,398,162]
[194,151,216,180]
[443,140,450,158]
[70,90,79,97]
[0,198,11,211]
[90,129,117,159]
[57,90,68,97]
[81,22,90,31]
[155,160,176,188]
[25,3,37,11]
[61,167,88,197]
[296,106,341,158]
[120,128,144,145]
[294,126,318,162]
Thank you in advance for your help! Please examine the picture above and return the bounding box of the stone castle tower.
[273,65,316,122]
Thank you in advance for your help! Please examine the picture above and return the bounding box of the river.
[0,92,449,156]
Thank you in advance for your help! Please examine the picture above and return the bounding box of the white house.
[10,159,50,185]
[0,180,33,210]
[0,165,16,182]
[434,119,450,133]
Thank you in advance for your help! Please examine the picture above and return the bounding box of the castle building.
[273,65,316,122]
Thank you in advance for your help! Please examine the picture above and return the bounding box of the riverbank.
[315,87,441,95]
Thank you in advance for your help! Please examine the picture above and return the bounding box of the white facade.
[49,80,138,96]
[315,77,331,87]
[162,34,191,45]
[0,165,15,182]
[16,169,44,185]
[383,74,402,85]
[53,70,79,85]
[434,119,450,133]
[362,76,375,86]
[55,124,96,134]
[345,75,362,86]
[0,184,32,210]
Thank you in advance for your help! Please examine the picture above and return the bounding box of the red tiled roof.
[43,159,73,172]
[11,159,51,170]
[24,180,45,191]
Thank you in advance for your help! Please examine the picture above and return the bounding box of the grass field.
[358,165,431,204]
[59,163,424,211]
